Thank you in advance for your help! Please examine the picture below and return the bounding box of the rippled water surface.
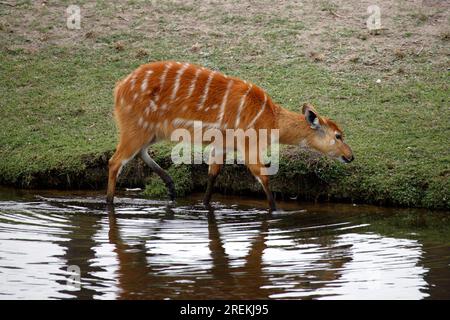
[0,188,449,300]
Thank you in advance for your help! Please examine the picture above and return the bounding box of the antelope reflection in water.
[0,194,438,299]
[106,206,352,299]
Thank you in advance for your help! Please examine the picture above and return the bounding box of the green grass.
[0,1,449,209]
[143,165,193,198]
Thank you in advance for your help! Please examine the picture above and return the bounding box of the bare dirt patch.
[1,0,448,74]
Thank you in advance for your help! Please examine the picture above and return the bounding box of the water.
[0,188,449,300]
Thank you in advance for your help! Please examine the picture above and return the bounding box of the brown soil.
[1,0,448,74]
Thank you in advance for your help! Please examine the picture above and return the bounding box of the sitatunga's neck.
[275,106,313,145]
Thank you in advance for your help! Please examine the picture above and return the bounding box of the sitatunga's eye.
[335,133,342,140]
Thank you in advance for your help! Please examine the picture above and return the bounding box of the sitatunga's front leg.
[246,163,277,212]
[203,162,223,206]
[203,148,225,207]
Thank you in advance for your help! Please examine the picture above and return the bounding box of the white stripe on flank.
[247,93,268,129]
[141,77,148,92]
[234,84,253,128]
[148,99,158,112]
[216,80,234,126]
[171,63,189,101]
[158,63,173,100]
[172,118,220,129]
[187,69,201,98]
[197,71,216,110]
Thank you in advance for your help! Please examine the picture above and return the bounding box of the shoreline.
[1,147,448,210]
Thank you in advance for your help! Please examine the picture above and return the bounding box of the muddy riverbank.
[1,147,448,210]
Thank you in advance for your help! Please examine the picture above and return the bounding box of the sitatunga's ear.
[302,103,320,129]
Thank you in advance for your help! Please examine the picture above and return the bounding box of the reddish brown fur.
[107,61,353,210]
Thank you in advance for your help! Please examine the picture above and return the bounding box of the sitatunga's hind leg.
[203,163,223,206]
[140,147,176,201]
[107,123,155,204]
[107,143,142,204]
